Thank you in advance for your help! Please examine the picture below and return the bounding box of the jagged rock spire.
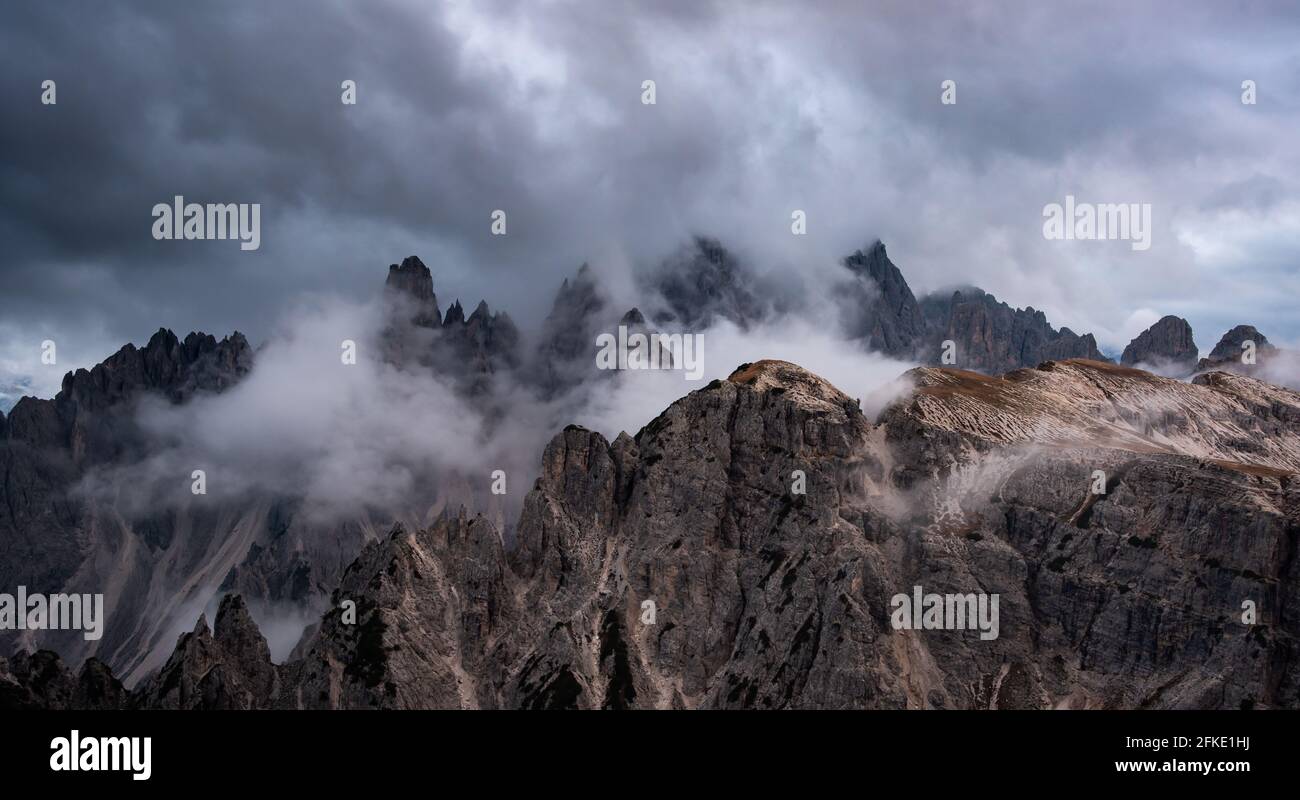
[385,256,441,328]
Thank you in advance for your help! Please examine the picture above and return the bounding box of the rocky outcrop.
[1197,325,1279,374]
[1120,315,1198,375]
[1209,325,1273,361]
[918,287,1106,373]
[382,255,520,393]
[883,359,1300,474]
[0,328,254,679]
[0,650,127,710]
[435,299,520,396]
[5,328,251,459]
[288,513,514,709]
[385,255,441,329]
[529,264,610,399]
[646,236,770,330]
[0,378,31,416]
[839,241,928,359]
[135,595,282,710]
[526,266,670,400]
[14,356,1297,710]
[835,242,1107,371]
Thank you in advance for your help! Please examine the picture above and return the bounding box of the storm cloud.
[2,0,1299,400]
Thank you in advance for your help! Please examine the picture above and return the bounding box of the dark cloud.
[3,0,1299,397]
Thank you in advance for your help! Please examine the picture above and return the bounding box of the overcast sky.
[2,0,1298,404]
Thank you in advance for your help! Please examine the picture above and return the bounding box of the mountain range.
[2,240,1297,709]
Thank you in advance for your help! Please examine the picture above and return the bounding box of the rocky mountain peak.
[3,326,252,457]
[648,235,766,330]
[838,241,928,359]
[214,595,270,654]
[840,241,1109,374]
[429,295,522,395]
[468,299,492,324]
[1120,315,1198,374]
[1195,324,1281,376]
[728,359,858,414]
[888,357,1300,472]
[1208,324,1275,360]
[0,650,127,710]
[553,263,603,319]
[529,264,611,398]
[844,240,893,275]
[386,255,435,299]
[384,256,441,329]
[57,327,253,407]
[0,322,256,687]
[917,286,1106,373]
[133,595,281,710]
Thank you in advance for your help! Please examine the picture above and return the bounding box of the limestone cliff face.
[0,328,254,682]
[384,255,442,329]
[919,287,1106,373]
[1121,315,1199,375]
[383,255,521,395]
[135,595,281,710]
[646,236,771,331]
[15,357,1297,709]
[0,650,126,710]
[839,242,928,359]
[1197,324,1281,376]
[5,328,252,461]
[1207,325,1274,362]
[836,241,1108,371]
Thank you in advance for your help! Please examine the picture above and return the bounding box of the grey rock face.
[0,651,126,710]
[6,328,252,460]
[918,287,1106,372]
[382,255,520,395]
[435,299,521,396]
[136,595,282,710]
[529,264,610,398]
[839,241,928,359]
[1208,325,1273,360]
[836,242,1107,371]
[647,236,769,330]
[525,265,666,401]
[385,255,442,329]
[0,328,254,678]
[288,513,514,709]
[1198,324,1279,374]
[1120,315,1198,374]
[14,356,1297,710]
[0,327,369,693]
